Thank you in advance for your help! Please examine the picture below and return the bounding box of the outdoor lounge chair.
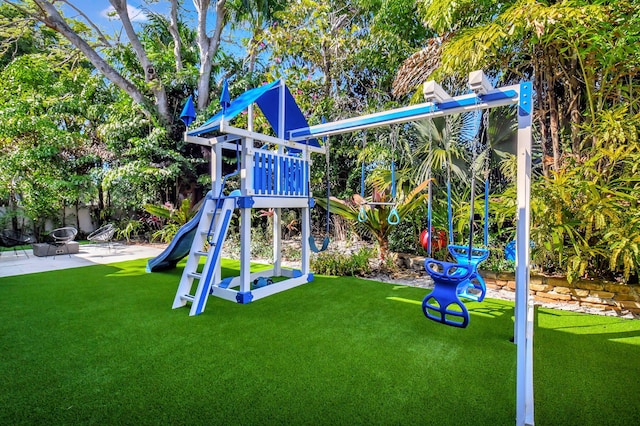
[49,226,78,257]
[87,224,115,250]
[0,230,33,258]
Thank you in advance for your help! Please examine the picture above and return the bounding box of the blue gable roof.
[187,80,318,148]
[187,80,280,136]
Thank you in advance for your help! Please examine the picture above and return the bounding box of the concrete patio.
[0,243,165,278]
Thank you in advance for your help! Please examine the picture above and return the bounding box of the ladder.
[172,196,236,316]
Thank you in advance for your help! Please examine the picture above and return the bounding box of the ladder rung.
[200,231,217,241]
[187,272,202,279]
[194,250,208,256]
[180,294,194,302]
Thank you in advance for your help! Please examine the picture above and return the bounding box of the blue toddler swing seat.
[422,176,490,328]
[421,112,491,328]
[423,259,474,328]
[446,177,491,303]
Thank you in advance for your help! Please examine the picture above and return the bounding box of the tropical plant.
[319,178,429,261]
[115,219,144,243]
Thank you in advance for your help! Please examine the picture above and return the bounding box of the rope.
[482,109,491,247]
[426,119,434,256]
[324,136,331,236]
[447,167,454,245]
[466,103,482,261]
[387,126,400,225]
[309,132,331,253]
[358,132,368,223]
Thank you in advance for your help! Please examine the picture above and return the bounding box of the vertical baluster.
[267,153,273,194]
[253,152,260,194]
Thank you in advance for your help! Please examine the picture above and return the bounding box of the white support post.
[211,142,223,196]
[210,138,224,285]
[239,104,255,294]
[273,208,282,275]
[515,82,534,426]
[239,207,251,294]
[244,142,254,196]
[273,80,287,276]
[243,105,254,195]
[301,150,311,275]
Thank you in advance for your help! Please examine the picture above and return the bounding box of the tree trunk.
[377,234,389,262]
[109,0,171,123]
[168,0,183,73]
[545,52,561,171]
[194,0,227,110]
[567,57,583,153]
[534,44,550,177]
[246,31,261,75]
[321,39,332,98]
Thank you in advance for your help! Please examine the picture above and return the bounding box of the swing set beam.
[291,71,534,426]
[289,87,520,140]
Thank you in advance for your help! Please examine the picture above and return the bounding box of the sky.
[64,1,164,32]
[62,1,239,53]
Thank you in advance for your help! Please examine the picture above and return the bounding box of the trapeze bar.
[363,202,396,206]
[289,85,519,140]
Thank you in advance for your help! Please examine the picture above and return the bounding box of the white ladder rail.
[172,197,236,315]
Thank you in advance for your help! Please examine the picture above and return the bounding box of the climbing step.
[180,294,195,302]
[172,196,236,316]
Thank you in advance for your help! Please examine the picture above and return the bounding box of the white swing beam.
[290,70,535,426]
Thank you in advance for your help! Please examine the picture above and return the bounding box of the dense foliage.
[0,0,638,281]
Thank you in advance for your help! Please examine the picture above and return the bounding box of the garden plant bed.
[221,237,640,319]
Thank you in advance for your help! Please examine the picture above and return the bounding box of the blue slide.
[146,195,209,272]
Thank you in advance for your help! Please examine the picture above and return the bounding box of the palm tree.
[395,0,618,177]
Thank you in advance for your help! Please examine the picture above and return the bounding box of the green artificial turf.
[1,258,639,425]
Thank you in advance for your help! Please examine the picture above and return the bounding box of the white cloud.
[100,5,148,23]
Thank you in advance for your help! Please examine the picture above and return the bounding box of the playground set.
[146,71,535,425]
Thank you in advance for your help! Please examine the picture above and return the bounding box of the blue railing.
[252,150,308,196]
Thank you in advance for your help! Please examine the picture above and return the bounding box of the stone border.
[482,271,640,316]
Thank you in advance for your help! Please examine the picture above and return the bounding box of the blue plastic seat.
[422,259,472,328]
[447,244,490,302]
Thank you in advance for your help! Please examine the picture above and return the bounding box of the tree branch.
[108,0,170,122]
[59,0,112,48]
[29,0,154,118]
[193,0,227,110]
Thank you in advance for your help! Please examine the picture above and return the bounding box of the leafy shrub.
[143,199,197,243]
[251,227,274,259]
[116,219,144,242]
[388,213,422,254]
[311,248,374,276]
[482,247,516,273]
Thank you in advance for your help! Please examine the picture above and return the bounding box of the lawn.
[1,258,639,425]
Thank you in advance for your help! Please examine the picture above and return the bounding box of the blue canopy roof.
[187,80,319,148]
